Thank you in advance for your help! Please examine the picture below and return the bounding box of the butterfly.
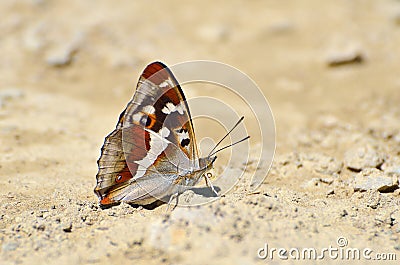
[94,61,248,207]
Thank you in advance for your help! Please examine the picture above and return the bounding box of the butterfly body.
[94,62,216,207]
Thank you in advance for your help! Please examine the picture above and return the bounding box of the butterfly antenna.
[208,116,248,158]
[209,135,250,157]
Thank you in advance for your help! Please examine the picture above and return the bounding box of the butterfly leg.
[204,172,218,196]
[166,192,179,211]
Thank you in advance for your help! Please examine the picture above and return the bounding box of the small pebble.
[326,189,335,195]
[344,146,384,171]
[301,153,342,175]
[354,168,398,192]
[302,178,321,188]
[46,46,77,67]
[390,210,400,225]
[33,223,46,231]
[62,222,72,233]
[340,209,348,217]
[366,191,381,209]
[326,50,365,67]
[46,32,84,67]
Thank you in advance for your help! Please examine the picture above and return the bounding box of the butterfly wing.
[94,62,199,206]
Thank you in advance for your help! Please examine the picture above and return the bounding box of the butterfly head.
[199,155,217,171]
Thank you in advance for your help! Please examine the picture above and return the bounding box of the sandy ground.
[1,0,400,264]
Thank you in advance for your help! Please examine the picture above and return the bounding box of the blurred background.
[2,0,400,151]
